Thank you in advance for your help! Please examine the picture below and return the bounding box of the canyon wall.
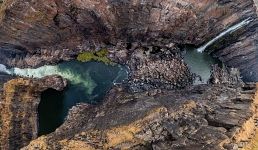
[0,0,257,149]
[21,83,258,150]
[0,0,257,81]
[0,76,67,150]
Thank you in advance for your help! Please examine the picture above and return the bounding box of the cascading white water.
[0,63,97,95]
[0,64,11,75]
[0,61,128,96]
[197,18,253,53]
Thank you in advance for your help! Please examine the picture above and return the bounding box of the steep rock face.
[0,0,257,81]
[22,83,258,150]
[0,76,67,150]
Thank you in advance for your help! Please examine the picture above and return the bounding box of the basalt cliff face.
[0,0,257,81]
[0,76,67,150]
[0,0,258,150]
[22,83,258,150]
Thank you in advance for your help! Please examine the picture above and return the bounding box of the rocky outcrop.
[123,46,193,92]
[0,0,257,81]
[21,83,258,150]
[209,64,243,85]
[0,76,67,150]
[0,0,257,149]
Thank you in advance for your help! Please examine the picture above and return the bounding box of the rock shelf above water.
[0,76,67,149]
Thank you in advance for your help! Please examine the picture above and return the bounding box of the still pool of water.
[35,61,128,135]
[183,47,221,84]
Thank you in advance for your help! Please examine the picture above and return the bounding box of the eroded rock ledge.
[0,76,67,150]
[18,82,258,150]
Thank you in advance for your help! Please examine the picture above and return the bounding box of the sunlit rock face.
[0,0,257,81]
[22,83,258,150]
[0,76,67,150]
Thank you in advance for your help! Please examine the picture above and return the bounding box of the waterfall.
[197,18,253,53]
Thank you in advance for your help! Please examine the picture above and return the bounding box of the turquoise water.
[35,61,128,135]
[183,47,221,84]
[0,52,220,134]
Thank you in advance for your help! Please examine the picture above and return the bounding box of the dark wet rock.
[0,73,12,87]
[0,43,27,68]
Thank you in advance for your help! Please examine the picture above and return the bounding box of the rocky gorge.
[0,0,257,150]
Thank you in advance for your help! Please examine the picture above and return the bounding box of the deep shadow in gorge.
[38,88,66,136]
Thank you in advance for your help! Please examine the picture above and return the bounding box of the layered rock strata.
[0,0,257,82]
[21,83,258,150]
[0,76,67,150]
[0,0,257,149]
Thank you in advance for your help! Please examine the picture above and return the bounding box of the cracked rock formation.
[0,76,67,150]
[21,83,258,150]
[0,0,257,82]
[124,46,193,92]
[0,0,257,149]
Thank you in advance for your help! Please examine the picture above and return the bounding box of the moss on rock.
[77,49,114,65]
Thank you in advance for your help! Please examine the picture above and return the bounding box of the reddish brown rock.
[0,0,256,81]
[0,76,67,150]
[21,83,258,150]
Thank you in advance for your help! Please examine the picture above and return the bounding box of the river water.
[183,46,221,84]
[0,61,128,135]
[38,61,128,135]
[0,18,251,136]
[0,53,222,134]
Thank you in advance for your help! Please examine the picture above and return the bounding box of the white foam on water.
[3,64,96,95]
[0,64,11,74]
[197,18,253,53]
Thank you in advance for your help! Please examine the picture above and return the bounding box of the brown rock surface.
[0,0,257,149]
[124,46,193,92]
[21,83,258,150]
[209,64,243,85]
[0,76,67,150]
[0,0,256,81]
